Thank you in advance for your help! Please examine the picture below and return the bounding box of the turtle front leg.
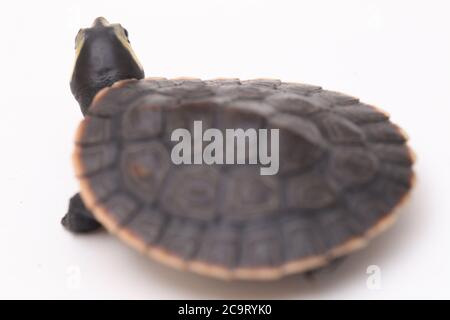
[61,193,102,233]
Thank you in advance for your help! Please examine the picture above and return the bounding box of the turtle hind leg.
[61,193,102,233]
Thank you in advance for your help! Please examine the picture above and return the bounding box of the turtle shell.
[73,77,414,280]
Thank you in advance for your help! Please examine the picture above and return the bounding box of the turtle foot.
[61,193,102,233]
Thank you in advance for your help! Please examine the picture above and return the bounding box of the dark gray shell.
[74,77,414,280]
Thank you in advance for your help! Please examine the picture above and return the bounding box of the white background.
[0,0,449,299]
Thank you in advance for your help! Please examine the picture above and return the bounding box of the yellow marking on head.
[74,29,85,60]
[112,24,144,72]
[70,29,85,80]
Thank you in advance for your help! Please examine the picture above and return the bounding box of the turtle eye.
[123,28,130,43]
[118,24,130,43]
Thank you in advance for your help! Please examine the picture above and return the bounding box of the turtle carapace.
[62,17,414,281]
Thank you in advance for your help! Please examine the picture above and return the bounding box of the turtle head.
[70,17,145,115]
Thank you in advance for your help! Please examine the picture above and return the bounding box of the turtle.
[62,17,415,281]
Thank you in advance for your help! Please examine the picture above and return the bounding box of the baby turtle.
[62,17,415,280]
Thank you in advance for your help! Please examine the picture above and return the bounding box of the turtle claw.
[62,193,102,233]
